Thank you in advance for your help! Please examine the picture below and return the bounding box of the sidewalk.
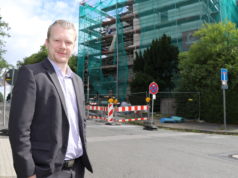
[0,120,16,177]
[155,119,238,135]
[0,135,16,178]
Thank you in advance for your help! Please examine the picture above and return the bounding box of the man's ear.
[44,39,49,48]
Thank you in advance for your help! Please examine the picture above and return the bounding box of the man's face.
[45,24,76,65]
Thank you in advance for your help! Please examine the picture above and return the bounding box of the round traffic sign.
[149,82,159,95]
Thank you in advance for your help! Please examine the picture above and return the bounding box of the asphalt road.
[85,120,238,178]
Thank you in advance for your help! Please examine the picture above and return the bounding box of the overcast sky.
[0,0,81,66]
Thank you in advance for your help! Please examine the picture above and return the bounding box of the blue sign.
[221,68,228,81]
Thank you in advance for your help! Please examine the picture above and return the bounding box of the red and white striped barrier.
[115,105,148,112]
[86,104,149,123]
[107,103,114,122]
[117,117,148,122]
[86,105,108,111]
[88,115,107,121]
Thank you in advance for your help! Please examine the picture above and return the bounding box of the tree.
[0,92,3,102]
[17,46,78,73]
[0,15,10,69]
[17,46,48,67]
[131,34,179,93]
[68,55,77,73]
[178,22,238,123]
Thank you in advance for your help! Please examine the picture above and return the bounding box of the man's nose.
[60,41,66,48]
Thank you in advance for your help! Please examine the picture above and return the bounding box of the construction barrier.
[107,103,114,123]
[86,105,108,121]
[86,104,149,123]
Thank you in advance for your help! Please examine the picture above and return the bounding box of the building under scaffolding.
[78,0,238,101]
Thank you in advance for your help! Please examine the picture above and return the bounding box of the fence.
[87,91,200,121]
[86,102,149,124]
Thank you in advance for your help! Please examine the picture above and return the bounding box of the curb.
[156,125,238,136]
[0,129,9,136]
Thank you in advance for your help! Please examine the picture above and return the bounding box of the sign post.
[149,82,159,122]
[144,82,159,130]
[221,68,228,130]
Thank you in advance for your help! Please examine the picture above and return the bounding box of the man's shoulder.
[72,72,82,81]
[20,59,50,74]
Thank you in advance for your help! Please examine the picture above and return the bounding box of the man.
[8,20,92,178]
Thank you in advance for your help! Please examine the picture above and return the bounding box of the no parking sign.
[148,81,159,126]
[149,82,159,95]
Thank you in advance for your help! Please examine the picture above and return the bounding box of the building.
[78,0,238,101]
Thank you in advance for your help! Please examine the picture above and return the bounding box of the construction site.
[78,0,238,102]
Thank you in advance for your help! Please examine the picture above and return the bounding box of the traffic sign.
[221,68,228,81]
[5,68,18,85]
[149,82,159,95]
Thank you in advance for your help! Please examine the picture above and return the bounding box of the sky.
[0,0,81,66]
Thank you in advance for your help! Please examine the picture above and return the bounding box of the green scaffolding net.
[136,0,238,52]
[220,0,238,25]
[78,0,129,101]
[78,0,238,102]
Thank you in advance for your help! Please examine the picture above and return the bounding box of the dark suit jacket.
[8,59,92,178]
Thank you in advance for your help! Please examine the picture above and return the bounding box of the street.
[1,119,238,178]
[85,120,238,178]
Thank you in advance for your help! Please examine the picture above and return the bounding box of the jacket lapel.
[72,75,84,124]
[42,59,68,118]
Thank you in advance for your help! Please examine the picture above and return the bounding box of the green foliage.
[0,15,10,69]
[178,22,238,123]
[17,46,77,72]
[17,46,48,67]
[0,59,8,69]
[131,34,179,93]
[68,55,77,73]
[0,92,3,102]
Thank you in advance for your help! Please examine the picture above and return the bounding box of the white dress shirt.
[49,58,83,160]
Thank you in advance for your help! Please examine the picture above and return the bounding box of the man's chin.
[54,58,69,64]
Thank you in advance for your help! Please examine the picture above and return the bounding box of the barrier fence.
[86,91,200,121]
[86,104,149,123]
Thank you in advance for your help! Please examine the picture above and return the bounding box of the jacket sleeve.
[8,66,36,177]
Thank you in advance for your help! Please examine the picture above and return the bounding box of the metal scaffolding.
[78,0,238,101]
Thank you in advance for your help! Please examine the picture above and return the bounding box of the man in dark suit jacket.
[8,20,92,178]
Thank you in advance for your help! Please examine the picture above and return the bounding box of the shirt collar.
[48,58,73,78]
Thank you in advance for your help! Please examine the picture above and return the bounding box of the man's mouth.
[57,52,66,56]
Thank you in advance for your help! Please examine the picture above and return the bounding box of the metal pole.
[116,0,119,99]
[86,75,90,119]
[87,75,89,103]
[10,68,15,101]
[198,92,201,121]
[223,89,227,130]
[3,71,6,127]
[151,95,154,123]
[147,103,150,120]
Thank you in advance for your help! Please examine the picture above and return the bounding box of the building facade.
[78,0,238,101]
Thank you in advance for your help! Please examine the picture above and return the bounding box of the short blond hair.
[47,19,77,40]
